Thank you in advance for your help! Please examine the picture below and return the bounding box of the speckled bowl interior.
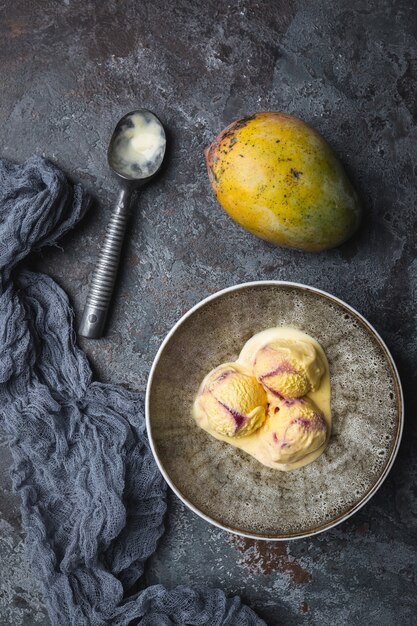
[146,282,403,539]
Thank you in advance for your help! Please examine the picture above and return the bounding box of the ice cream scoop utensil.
[79,110,166,339]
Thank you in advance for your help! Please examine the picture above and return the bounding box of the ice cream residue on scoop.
[109,111,166,180]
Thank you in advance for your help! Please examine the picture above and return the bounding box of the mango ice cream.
[259,397,327,464]
[253,338,324,398]
[195,364,267,438]
[193,327,331,471]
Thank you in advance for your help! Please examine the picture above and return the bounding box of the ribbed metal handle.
[79,187,132,338]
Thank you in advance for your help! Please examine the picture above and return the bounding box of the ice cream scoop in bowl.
[79,109,166,339]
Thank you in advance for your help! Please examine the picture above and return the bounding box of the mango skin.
[205,112,361,251]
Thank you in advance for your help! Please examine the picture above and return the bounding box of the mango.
[205,112,361,251]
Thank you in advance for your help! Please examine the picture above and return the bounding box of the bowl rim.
[145,280,404,541]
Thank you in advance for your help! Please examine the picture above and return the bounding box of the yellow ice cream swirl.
[253,339,324,399]
[196,364,267,438]
[261,397,327,463]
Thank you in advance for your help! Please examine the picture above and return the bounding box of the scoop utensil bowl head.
[107,109,166,182]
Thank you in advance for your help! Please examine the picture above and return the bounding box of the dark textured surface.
[0,0,416,624]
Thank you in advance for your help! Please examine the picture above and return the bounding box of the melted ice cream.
[108,111,166,180]
[193,327,332,471]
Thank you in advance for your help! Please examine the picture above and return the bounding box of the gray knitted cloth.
[0,157,265,626]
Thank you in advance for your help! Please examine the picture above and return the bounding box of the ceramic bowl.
[146,282,403,540]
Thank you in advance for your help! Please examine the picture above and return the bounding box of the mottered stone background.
[0,0,416,624]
